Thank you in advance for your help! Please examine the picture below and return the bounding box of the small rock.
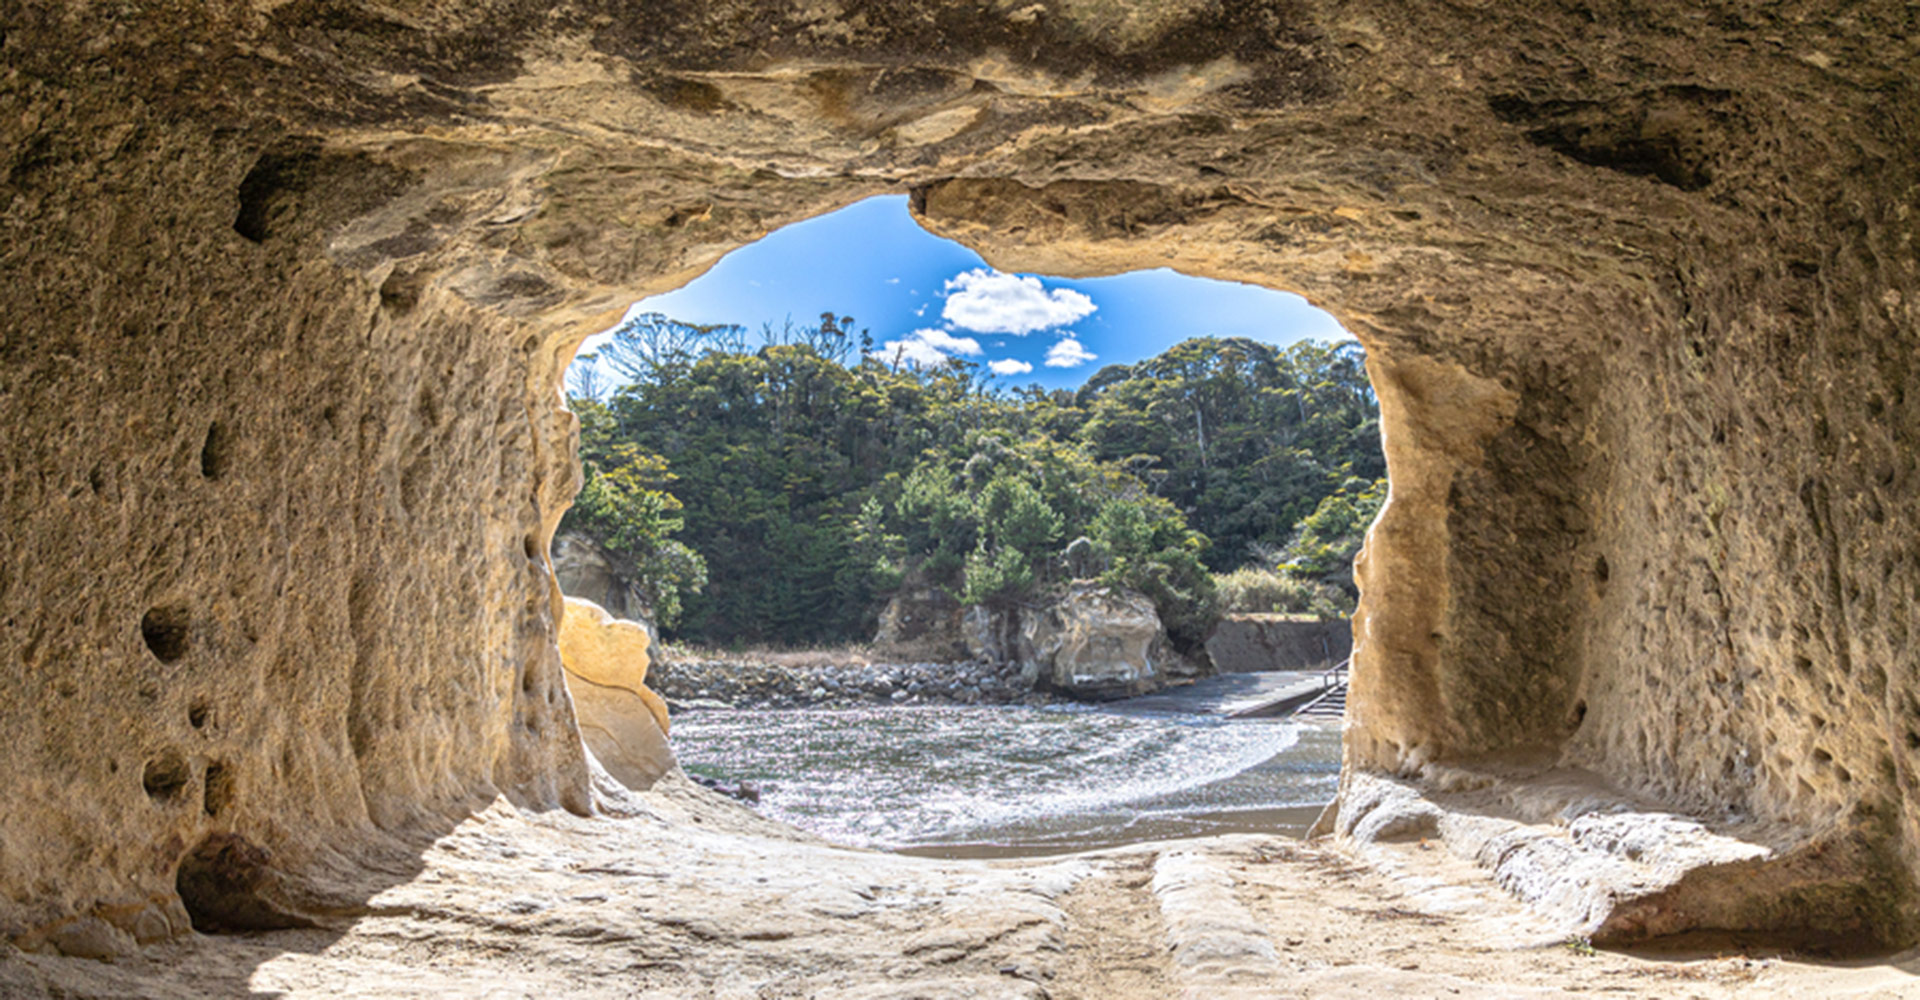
[46,917,132,960]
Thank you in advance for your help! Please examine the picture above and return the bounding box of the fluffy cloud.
[988,358,1034,376]
[871,327,982,367]
[1043,337,1097,368]
[913,328,982,355]
[942,269,1096,335]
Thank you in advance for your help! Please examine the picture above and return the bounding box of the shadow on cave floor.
[5,807,476,999]
[1340,762,1920,962]
[9,769,1920,997]
[2,767,843,999]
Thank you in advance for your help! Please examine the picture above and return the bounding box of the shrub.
[1213,566,1317,614]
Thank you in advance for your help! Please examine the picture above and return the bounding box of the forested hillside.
[563,313,1383,648]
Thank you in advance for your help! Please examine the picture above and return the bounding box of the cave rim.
[501,163,1917,955]
[538,184,1384,852]
[8,0,1917,965]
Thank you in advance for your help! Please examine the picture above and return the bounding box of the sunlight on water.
[671,705,1341,852]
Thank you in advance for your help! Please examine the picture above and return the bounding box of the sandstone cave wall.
[0,105,591,947]
[2,0,1916,951]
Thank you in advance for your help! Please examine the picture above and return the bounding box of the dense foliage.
[563,312,1382,647]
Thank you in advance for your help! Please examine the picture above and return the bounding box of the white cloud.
[942,268,1096,335]
[913,304,928,317]
[886,277,901,284]
[916,328,982,355]
[1044,337,1096,368]
[988,358,1034,376]
[871,327,982,367]
[874,338,950,367]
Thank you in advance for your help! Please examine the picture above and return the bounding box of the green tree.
[564,316,1382,649]
[562,418,709,627]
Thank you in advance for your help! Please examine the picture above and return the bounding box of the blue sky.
[577,195,1348,391]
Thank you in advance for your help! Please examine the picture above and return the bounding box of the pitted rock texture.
[1021,583,1169,700]
[1,0,1916,955]
[958,584,1187,698]
[556,597,674,792]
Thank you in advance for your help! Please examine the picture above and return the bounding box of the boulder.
[552,532,655,640]
[557,597,675,792]
[1018,583,1169,700]
[872,575,966,657]
[959,604,1018,672]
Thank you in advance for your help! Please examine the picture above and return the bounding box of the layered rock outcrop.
[2,0,1915,957]
[1018,583,1171,700]
[872,576,968,658]
[556,597,674,792]
[959,584,1187,699]
[551,532,654,634]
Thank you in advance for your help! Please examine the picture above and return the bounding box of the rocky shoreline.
[648,657,1048,711]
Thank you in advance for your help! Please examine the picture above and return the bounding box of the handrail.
[1297,658,1352,717]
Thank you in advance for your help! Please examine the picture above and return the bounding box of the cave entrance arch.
[551,192,1379,851]
[6,0,1914,959]
[537,173,1581,791]
[514,153,1912,950]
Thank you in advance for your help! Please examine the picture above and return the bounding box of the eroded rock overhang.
[1,0,1914,955]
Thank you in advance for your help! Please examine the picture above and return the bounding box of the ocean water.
[669,703,1342,854]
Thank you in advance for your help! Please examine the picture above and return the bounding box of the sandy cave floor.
[5,774,1919,999]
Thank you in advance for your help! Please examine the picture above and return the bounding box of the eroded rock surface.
[959,583,1183,698]
[551,532,654,632]
[3,786,1911,999]
[1,0,1916,960]
[1020,583,1170,699]
[557,597,674,792]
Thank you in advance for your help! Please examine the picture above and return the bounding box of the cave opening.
[553,194,1381,855]
[2,0,1917,985]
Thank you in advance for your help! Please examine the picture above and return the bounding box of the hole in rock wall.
[202,762,234,817]
[142,751,190,803]
[232,137,414,245]
[140,606,190,663]
[175,834,314,933]
[561,195,1375,853]
[234,141,321,243]
[380,268,425,314]
[199,422,231,480]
